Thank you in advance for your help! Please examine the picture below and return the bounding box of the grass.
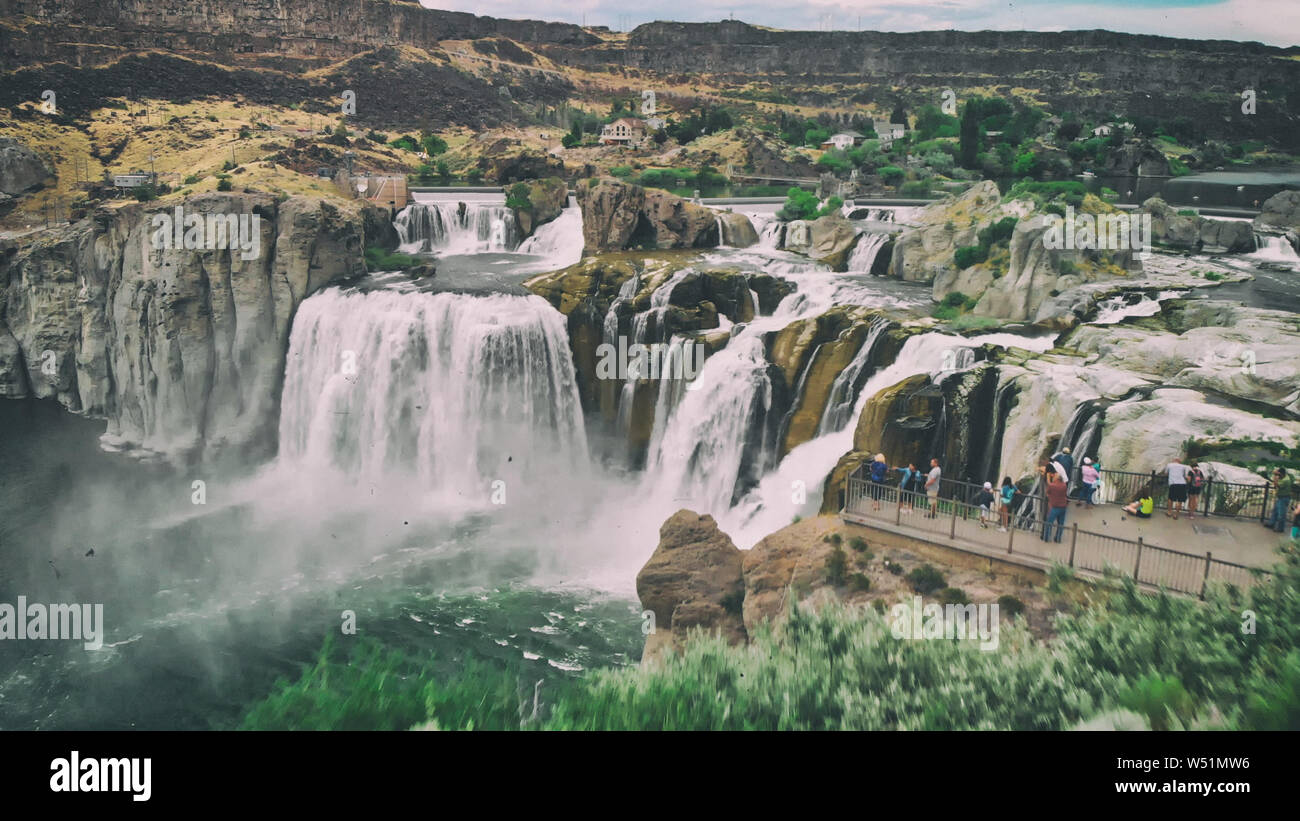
[364,244,421,271]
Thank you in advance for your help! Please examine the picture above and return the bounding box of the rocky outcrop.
[0,138,50,196]
[1254,190,1300,234]
[1141,197,1254,253]
[0,192,381,463]
[1101,139,1171,177]
[963,213,1138,322]
[1067,300,1300,418]
[511,177,567,238]
[889,181,1029,284]
[782,214,859,271]
[637,510,747,661]
[574,178,719,255]
[715,211,758,248]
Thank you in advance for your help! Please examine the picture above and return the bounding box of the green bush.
[849,573,871,593]
[131,184,158,202]
[182,174,203,186]
[505,182,532,211]
[216,178,233,192]
[954,245,987,269]
[364,244,421,271]
[823,532,843,546]
[997,595,1026,617]
[937,587,970,605]
[609,165,633,178]
[388,135,420,152]
[877,165,905,185]
[906,564,946,594]
[777,187,821,222]
[885,560,904,575]
[560,133,581,149]
[826,547,848,586]
[848,536,868,553]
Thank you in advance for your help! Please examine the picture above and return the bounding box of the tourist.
[1266,468,1293,533]
[1186,462,1206,518]
[1165,456,1189,520]
[975,481,995,529]
[868,453,889,511]
[1041,471,1069,542]
[1291,498,1300,540]
[924,458,941,519]
[1123,488,1154,519]
[1053,446,1075,482]
[1079,457,1099,508]
[998,476,1015,532]
[894,462,919,513]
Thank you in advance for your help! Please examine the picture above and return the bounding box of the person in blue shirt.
[868,453,889,511]
[893,462,919,514]
[998,476,1015,532]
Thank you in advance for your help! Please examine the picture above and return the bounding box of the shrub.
[216,178,233,192]
[954,245,987,269]
[1120,674,1195,731]
[849,573,871,593]
[885,560,904,575]
[848,536,868,553]
[364,244,421,271]
[560,133,580,149]
[420,132,448,156]
[388,135,420,152]
[937,587,970,605]
[182,174,203,185]
[130,184,157,202]
[823,532,843,546]
[906,564,946,594]
[826,547,848,585]
[1058,259,1078,276]
[366,131,388,143]
[877,165,905,185]
[997,595,1026,617]
[505,182,532,211]
[777,187,820,222]
[609,165,633,178]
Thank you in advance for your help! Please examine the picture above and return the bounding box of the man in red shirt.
[1041,471,1069,543]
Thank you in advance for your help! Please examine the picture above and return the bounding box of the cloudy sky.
[419,0,1299,47]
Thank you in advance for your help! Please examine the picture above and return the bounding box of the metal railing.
[843,471,1272,599]
[1072,466,1274,521]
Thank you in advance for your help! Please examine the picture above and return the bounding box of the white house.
[599,117,649,147]
[872,120,906,147]
[820,130,866,151]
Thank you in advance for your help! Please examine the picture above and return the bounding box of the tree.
[420,132,448,156]
[1057,121,1083,144]
[959,101,980,169]
[890,104,908,125]
[776,187,820,221]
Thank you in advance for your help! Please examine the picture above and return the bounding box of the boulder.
[1254,190,1300,233]
[1142,197,1254,253]
[715,211,758,247]
[0,138,51,196]
[1101,139,1171,177]
[574,178,719,254]
[637,510,747,660]
[510,176,567,238]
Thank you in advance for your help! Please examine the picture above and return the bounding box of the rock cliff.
[574,179,719,255]
[0,192,384,463]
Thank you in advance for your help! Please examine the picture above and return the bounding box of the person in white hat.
[1079,457,1099,508]
[975,481,996,529]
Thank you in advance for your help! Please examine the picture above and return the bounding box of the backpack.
[1191,468,1204,489]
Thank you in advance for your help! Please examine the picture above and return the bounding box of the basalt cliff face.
[0,193,385,464]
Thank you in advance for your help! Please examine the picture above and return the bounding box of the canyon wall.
[0,192,385,464]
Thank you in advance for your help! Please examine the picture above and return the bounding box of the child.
[1123,490,1154,519]
[894,462,919,513]
[975,481,995,529]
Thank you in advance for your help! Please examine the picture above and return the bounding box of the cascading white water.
[716,331,1056,548]
[394,202,521,254]
[278,287,587,503]
[845,232,889,273]
[817,317,890,435]
[1249,234,1300,266]
[516,203,584,268]
[1092,289,1188,324]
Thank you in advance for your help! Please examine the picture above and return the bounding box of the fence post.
[1068,523,1078,567]
[1200,551,1212,600]
[1134,536,1144,581]
[1260,481,1271,524]
[1007,518,1015,554]
[949,501,958,539]
[895,488,903,525]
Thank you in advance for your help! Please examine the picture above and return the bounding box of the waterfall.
[1092,290,1187,324]
[278,287,587,499]
[845,232,888,273]
[516,206,583,268]
[816,317,890,435]
[716,216,728,248]
[755,218,784,250]
[394,202,521,254]
[1249,233,1300,266]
